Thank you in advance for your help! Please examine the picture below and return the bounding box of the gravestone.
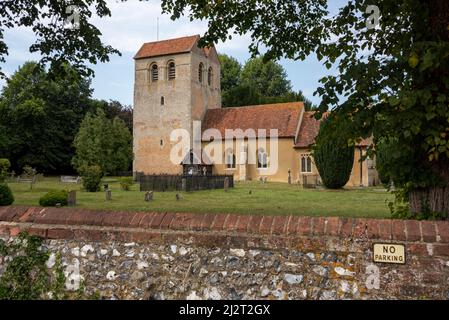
[224,177,229,192]
[181,178,187,191]
[105,190,112,201]
[176,193,181,201]
[68,190,76,207]
[145,191,154,201]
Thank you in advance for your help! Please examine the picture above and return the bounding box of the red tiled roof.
[294,111,373,148]
[294,111,323,148]
[202,102,304,139]
[134,35,200,59]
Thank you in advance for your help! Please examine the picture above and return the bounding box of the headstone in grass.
[68,190,76,207]
[105,190,112,201]
[224,177,229,192]
[176,193,181,201]
[181,178,186,191]
[145,191,153,201]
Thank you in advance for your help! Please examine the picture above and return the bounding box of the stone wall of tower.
[133,52,193,174]
[190,46,222,123]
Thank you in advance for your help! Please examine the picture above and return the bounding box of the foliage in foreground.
[0,232,101,300]
[0,233,66,299]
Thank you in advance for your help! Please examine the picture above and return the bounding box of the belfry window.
[161,96,165,105]
[168,61,176,80]
[198,63,204,83]
[208,67,213,86]
[150,64,158,82]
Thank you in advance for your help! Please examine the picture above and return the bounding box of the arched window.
[208,67,213,86]
[225,149,236,169]
[301,154,312,173]
[150,63,158,82]
[167,61,176,80]
[161,96,165,105]
[198,63,204,83]
[257,148,268,169]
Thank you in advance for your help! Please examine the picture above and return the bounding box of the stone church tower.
[133,35,221,174]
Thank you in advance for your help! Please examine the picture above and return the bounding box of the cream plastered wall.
[201,138,299,183]
[201,139,365,185]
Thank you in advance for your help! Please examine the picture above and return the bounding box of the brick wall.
[0,206,448,299]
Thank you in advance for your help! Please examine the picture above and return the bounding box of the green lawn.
[8,177,393,218]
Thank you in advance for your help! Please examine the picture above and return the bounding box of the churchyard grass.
[8,177,393,218]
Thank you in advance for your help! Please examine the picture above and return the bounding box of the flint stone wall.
[0,206,448,300]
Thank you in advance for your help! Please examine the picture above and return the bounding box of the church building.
[133,35,378,187]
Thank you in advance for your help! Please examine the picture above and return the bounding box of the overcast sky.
[1,0,346,107]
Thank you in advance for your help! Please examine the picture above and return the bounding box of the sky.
[0,0,346,107]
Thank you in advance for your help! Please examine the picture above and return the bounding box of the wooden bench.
[16,176,37,183]
[60,176,81,183]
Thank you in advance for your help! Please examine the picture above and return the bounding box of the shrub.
[39,190,68,207]
[0,159,10,182]
[0,183,14,206]
[119,177,134,191]
[22,165,37,177]
[313,116,355,189]
[79,165,103,192]
[314,143,354,189]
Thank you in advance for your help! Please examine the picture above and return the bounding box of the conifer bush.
[313,117,355,189]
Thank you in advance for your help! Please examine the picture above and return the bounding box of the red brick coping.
[0,206,448,253]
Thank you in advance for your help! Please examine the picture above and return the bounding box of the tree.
[0,62,93,173]
[72,109,132,176]
[219,54,316,108]
[240,57,292,98]
[313,116,355,189]
[219,54,241,93]
[160,0,449,217]
[91,99,133,133]
[294,90,316,111]
[0,1,119,77]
